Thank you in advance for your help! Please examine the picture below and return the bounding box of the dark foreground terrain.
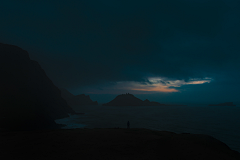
[0,128,239,160]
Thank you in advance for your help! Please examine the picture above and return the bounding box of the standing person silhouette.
[127,121,130,129]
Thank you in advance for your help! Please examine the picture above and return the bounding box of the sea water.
[55,105,240,152]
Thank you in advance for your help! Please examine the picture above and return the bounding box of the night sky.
[1,0,240,104]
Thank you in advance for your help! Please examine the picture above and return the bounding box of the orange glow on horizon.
[131,86,179,92]
[185,80,210,84]
[129,77,212,93]
[81,77,212,94]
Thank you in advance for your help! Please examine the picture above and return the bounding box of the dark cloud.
[1,0,240,99]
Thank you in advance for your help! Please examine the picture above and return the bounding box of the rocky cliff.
[0,43,75,130]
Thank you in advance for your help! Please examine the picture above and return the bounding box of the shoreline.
[1,128,239,160]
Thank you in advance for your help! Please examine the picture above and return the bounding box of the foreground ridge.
[0,128,239,160]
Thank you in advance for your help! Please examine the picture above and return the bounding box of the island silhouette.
[102,93,187,106]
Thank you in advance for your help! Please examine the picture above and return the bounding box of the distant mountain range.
[0,43,75,130]
[102,93,187,106]
[208,102,236,106]
[60,88,98,106]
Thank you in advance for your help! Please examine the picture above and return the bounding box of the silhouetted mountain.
[208,102,236,106]
[143,99,150,103]
[60,88,98,106]
[102,93,143,106]
[0,43,75,130]
[102,93,186,106]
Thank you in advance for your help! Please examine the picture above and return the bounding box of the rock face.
[102,93,184,106]
[0,43,75,130]
[60,88,98,106]
[208,102,236,106]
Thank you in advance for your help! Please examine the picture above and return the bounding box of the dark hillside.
[0,43,75,130]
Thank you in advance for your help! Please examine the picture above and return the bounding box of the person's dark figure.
[127,121,130,129]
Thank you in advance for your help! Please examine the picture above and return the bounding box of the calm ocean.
[55,105,240,152]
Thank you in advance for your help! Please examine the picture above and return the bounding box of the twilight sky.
[1,0,240,104]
